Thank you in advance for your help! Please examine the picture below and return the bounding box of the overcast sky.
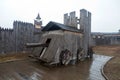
[0,0,120,32]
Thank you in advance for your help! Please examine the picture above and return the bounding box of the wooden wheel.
[59,49,71,65]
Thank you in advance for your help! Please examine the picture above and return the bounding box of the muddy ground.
[0,54,111,80]
[93,45,120,80]
[0,45,119,80]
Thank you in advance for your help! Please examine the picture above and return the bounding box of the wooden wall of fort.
[0,21,40,54]
[91,33,120,46]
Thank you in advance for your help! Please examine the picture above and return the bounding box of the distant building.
[34,13,42,29]
[91,31,120,46]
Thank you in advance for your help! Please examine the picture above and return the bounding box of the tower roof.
[36,13,41,20]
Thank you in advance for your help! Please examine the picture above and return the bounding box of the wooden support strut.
[26,43,48,48]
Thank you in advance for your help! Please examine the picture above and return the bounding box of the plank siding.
[31,30,83,64]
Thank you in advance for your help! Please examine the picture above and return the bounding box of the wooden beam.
[26,43,48,48]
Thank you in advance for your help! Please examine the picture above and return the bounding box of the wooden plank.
[26,43,48,48]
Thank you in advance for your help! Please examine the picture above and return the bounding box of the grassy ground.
[93,45,120,80]
[0,53,29,63]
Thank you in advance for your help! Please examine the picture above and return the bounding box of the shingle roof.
[42,21,81,33]
[36,13,41,20]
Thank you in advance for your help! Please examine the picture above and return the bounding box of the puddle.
[88,54,112,80]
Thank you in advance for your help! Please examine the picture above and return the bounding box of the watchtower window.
[39,38,51,58]
[45,38,51,45]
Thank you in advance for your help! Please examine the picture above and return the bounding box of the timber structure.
[27,9,93,65]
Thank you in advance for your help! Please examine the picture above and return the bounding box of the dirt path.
[0,54,111,80]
